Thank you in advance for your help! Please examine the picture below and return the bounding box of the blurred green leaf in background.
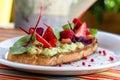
[90,0,120,25]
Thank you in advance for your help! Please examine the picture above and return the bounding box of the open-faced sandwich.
[7,7,98,66]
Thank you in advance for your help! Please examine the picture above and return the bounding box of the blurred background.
[0,0,120,34]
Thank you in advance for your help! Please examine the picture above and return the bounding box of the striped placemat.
[0,64,120,80]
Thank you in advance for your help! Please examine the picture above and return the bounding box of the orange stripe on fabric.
[75,71,120,80]
[84,73,120,80]
[108,69,120,74]
[75,75,105,80]
[0,74,45,80]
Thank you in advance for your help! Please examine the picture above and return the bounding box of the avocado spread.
[27,42,84,56]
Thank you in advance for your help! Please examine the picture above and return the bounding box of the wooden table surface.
[0,28,26,42]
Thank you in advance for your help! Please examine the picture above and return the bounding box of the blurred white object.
[15,0,96,30]
[68,0,96,19]
[34,0,73,16]
[0,23,14,29]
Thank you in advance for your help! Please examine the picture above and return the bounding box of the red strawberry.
[86,28,90,35]
[60,29,74,39]
[73,18,82,31]
[75,22,87,37]
[42,26,58,47]
[43,27,56,42]
[49,38,57,47]
[29,28,51,48]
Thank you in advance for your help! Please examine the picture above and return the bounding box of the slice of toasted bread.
[7,39,98,66]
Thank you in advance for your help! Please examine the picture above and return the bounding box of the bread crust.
[7,40,98,66]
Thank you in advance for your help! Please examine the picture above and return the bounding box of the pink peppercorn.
[88,64,91,67]
[99,50,102,54]
[109,56,114,61]
[82,62,86,66]
[103,50,107,56]
[58,64,62,67]
[90,58,94,62]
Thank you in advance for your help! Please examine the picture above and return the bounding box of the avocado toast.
[7,7,98,66]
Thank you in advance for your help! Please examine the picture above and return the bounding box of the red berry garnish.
[58,64,62,67]
[82,62,86,66]
[60,29,74,39]
[99,50,102,54]
[29,27,44,36]
[75,22,87,38]
[90,58,94,62]
[73,18,82,30]
[88,64,91,67]
[86,28,90,35]
[109,56,114,61]
[43,26,56,41]
[103,50,107,56]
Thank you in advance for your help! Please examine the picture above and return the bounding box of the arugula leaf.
[62,23,74,30]
[53,28,60,40]
[90,28,98,36]
[10,35,35,54]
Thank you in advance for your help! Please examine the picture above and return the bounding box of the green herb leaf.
[13,35,31,48]
[10,46,27,54]
[62,23,74,30]
[53,28,60,40]
[10,35,35,54]
[90,28,98,36]
[31,32,36,43]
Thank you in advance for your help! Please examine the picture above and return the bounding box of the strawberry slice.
[29,28,51,48]
[42,25,58,47]
[86,28,90,35]
[73,18,82,31]
[49,38,57,47]
[43,26,57,41]
[75,22,87,37]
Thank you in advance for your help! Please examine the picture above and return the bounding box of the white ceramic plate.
[0,31,120,75]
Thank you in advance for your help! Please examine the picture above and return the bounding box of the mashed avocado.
[27,42,84,56]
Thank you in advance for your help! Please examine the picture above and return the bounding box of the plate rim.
[0,57,120,71]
